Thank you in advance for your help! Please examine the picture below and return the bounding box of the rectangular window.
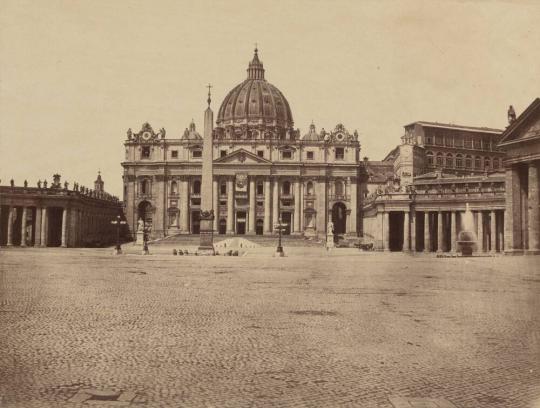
[256,182,264,195]
[282,150,292,159]
[257,150,264,158]
[192,150,202,158]
[220,150,227,158]
[335,147,344,160]
[220,183,227,195]
[141,146,151,159]
[171,150,178,159]
[306,151,314,160]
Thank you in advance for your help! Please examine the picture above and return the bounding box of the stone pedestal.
[135,231,145,246]
[198,211,215,255]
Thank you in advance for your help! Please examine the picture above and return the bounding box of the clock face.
[142,131,152,141]
[336,133,344,141]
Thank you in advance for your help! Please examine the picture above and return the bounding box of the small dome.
[182,121,202,140]
[216,48,294,129]
[301,122,321,141]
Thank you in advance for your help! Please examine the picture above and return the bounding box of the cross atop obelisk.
[198,84,215,255]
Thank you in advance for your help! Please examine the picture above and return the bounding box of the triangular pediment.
[499,98,540,146]
[214,148,271,164]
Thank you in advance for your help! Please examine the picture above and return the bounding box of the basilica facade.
[122,50,365,240]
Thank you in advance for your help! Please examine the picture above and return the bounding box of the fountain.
[457,203,477,256]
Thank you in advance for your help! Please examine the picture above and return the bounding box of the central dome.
[216,49,294,130]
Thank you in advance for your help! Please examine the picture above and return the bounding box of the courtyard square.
[0,248,539,408]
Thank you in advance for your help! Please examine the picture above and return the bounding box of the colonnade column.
[437,211,443,253]
[293,180,301,233]
[40,207,47,247]
[180,180,189,233]
[477,211,484,252]
[61,208,68,247]
[226,178,234,234]
[490,210,497,253]
[20,206,27,247]
[451,211,457,253]
[248,178,256,235]
[6,206,13,246]
[34,207,42,247]
[504,166,520,252]
[528,162,540,253]
[403,211,410,252]
[264,179,271,234]
[424,212,431,253]
[383,211,390,251]
[213,179,219,232]
[410,211,416,252]
[272,178,279,231]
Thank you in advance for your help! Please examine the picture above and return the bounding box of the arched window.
[475,156,481,169]
[335,180,344,196]
[282,181,291,195]
[446,153,454,168]
[436,152,443,167]
[193,180,201,194]
[456,154,463,168]
[141,179,149,195]
[170,181,178,195]
[306,181,314,196]
[426,151,434,166]
[465,155,472,169]
[484,158,491,170]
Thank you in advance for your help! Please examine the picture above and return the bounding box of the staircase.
[151,234,324,248]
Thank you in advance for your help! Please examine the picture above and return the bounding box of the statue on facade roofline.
[43,180,48,188]
[24,180,28,188]
[37,180,41,188]
[64,181,69,190]
[127,128,133,140]
[10,179,14,187]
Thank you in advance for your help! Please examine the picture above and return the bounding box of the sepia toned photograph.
[0,1,539,407]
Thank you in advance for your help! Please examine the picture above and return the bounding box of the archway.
[138,201,153,230]
[218,219,226,235]
[256,219,264,235]
[331,202,347,234]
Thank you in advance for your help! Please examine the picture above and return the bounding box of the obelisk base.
[198,211,215,255]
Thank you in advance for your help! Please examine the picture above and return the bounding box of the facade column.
[375,210,383,250]
[226,178,234,234]
[299,181,304,232]
[410,210,416,252]
[180,179,189,233]
[499,210,505,252]
[293,179,301,233]
[40,207,47,247]
[424,212,431,252]
[248,178,256,234]
[490,210,497,253]
[61,207,68,247]
[403,211,410,252]
[436,211,443,253]
[6,206,14,246]
[451,211,457,253]
[213,179,219,232]
[264,179,271,234]
[349,177,357,235]
[272,178,279,232]
[527,162,540,253]
[20,206,27,247]
[383,211,390,251]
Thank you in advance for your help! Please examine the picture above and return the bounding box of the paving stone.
[0,248,538,407]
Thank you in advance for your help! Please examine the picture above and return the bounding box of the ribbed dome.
[216,49,294,129]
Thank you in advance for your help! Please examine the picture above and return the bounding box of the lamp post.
[111,215,127,255]
[274,217,287,257]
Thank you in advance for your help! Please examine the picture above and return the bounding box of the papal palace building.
[122,49,365,240]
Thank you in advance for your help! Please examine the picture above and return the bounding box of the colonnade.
[380,208,505,253]
[504,161,540,254]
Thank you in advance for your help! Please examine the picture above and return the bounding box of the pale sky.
[1,0,539,196]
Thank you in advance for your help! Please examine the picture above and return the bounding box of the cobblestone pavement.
[0,248,539,408]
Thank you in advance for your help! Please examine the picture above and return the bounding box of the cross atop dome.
[247,46,265,80]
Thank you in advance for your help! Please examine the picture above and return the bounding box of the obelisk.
[198,84,215,255]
